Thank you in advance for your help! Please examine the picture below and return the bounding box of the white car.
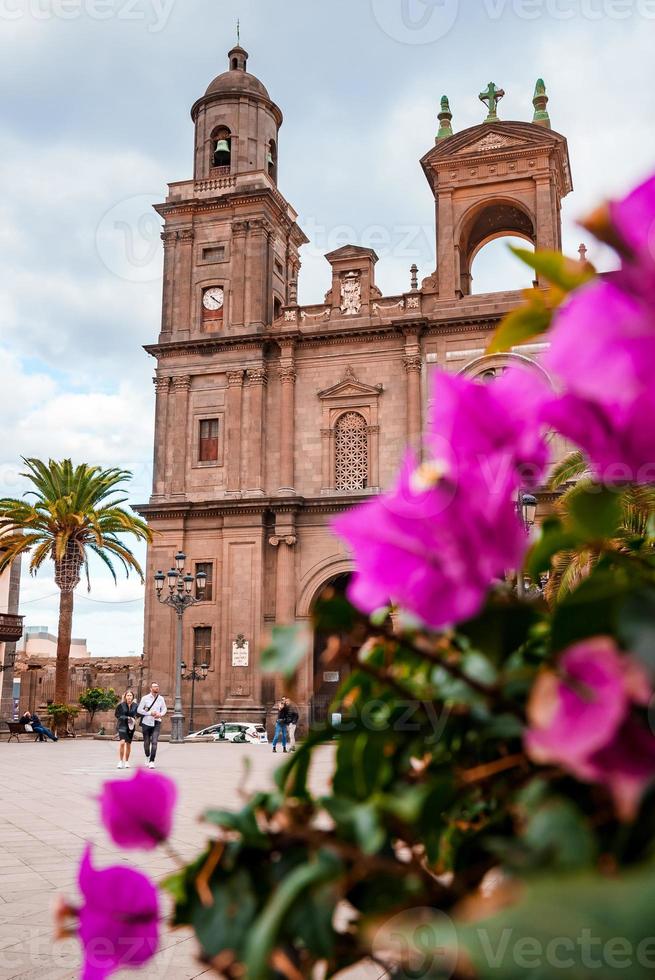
[186,722,268,744]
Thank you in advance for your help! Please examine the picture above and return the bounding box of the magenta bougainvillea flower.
[334,369,549,629]
[525,637,655,820]
[427,366,550,491]
[542,281,655,482]
[610,172,655,256]
[99,770,177,849]
[77,846,159,980]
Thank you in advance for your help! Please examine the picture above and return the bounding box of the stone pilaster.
[226,370,245,493]
[245,219,273,329]
[278,345,296,494]
[160,231,177,337]
[245,368,268,494]
[172,228,194,334]
[170,376,191,496]
[230,220,248,328]
[152,376,170,497]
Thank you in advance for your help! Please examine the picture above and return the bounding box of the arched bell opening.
[211,126,232,171]
[458,199,535,296]
[470,235,536,295]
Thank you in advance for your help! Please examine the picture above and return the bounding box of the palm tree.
[545,451,655,604]
[0,459,152,723]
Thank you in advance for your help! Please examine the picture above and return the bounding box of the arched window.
[335,412,368,491]
[267,139,277,181]
[212,127,232,171]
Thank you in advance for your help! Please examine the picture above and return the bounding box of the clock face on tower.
[203,286,224,311]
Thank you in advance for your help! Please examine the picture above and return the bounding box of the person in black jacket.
[272,700,289,753]
[284,698,299,752]
[114,690,138,769]
[18,710,58,742]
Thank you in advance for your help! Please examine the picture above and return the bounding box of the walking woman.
[115,690,138,769]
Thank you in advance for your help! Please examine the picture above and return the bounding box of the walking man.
[284,697,299,752]
[272,699,289,753]
[137,682,167,768]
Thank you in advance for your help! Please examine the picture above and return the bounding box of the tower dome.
[204,46,271,100]
[191,46,282,183]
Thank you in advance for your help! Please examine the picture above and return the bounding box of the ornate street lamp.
[180,660,209,735]
[516,491,538,598]
[153,552,206,743]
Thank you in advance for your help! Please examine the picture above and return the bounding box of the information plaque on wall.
[232,636,249,667]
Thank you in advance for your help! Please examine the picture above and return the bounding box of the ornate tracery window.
[334,411,368,491]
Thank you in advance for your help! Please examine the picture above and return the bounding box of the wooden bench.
[5,722,46,743]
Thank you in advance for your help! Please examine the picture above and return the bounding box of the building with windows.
[139,53,571,728]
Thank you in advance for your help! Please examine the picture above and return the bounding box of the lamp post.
[180,660,208,735]
[516,491,538,598]
[153,552,206,744]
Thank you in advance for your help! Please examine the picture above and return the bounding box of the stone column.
[152,376,170,497]
[226,370,245,493]
[170,376,191,496]
[278,346,296,494]
[404,354,423,452]
[269,534,297,625]
[437,190,456,298]
[246,368,267,494]
[160,230,176,337]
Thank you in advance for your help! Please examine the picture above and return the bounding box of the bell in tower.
[191,45,283,184]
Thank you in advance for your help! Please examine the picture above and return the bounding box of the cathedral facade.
[139,49,572,730]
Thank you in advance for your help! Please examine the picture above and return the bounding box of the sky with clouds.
[2,0,654,656]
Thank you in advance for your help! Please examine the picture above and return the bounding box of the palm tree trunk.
[54,588,74,729]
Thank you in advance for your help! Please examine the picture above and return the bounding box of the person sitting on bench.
[18,710,58,742]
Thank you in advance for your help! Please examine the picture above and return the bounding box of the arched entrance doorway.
[310,573,352,726]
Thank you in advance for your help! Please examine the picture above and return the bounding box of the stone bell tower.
[154,45,307,345]
[420,80,573,298]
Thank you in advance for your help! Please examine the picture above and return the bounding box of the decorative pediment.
[455,131,525,154]
[318,365,383,400]
[325,245,379,264]
[423,121,568,165]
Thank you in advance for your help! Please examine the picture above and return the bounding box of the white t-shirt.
[137,693,167,727]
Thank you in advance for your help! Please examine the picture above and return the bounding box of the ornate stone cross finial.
[532,78,551,128]
[479,82,505,123]
[436,95,454,141]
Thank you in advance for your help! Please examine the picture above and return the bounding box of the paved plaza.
[0,738,376,980]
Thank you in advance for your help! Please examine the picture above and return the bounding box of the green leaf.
[459,598,544,665]
[487,288,554,354]
[243,851,342,979]
[567,484,623,540]
[510,246,596,292]
[192,868,258,960]
[527,517,581,578]
[523,798,597,870]
[454,862,655,980]
[260,624,311,679]
[551,567,629,652]
[618,588,655,679]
